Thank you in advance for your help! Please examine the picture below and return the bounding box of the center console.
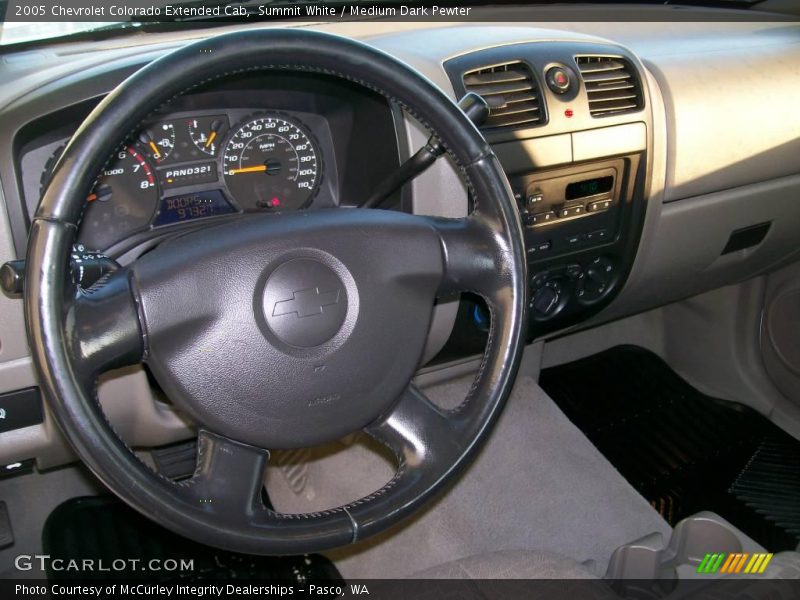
[506,151,644,331]
[441,41,651,349]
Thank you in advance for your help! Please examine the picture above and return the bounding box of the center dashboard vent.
[462,62,543,130]
[576,56,643,117]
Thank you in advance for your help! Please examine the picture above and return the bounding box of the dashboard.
[16,74,402,255]
[6,22,800,344]
[16,38,653,347]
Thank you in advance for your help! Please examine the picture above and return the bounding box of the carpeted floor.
[266,375,672,578]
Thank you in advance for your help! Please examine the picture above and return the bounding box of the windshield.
[0,21,126,45]
[0,0,773,47]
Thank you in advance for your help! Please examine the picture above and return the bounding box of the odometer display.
[223,114,320,211]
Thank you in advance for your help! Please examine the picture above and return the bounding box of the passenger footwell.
[540,345,800,552]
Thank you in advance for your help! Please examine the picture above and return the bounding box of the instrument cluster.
[35,109,333,251]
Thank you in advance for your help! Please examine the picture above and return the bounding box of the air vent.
[462,62,543,129]
[576,56,643,117]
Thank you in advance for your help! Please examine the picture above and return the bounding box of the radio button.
[532,211,556,225]
[588,199,613,212]
[526,193,544,208]
[586,229,610,243]
[560,205,585,218]
[526,240,552,256]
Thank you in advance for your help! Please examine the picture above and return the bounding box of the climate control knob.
[531,280,563,317]
[576,256,616,303]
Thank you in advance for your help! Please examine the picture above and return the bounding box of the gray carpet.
[266,375,672,579]
[411,549,600,579]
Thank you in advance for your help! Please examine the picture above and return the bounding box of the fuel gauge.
[139,123,176,163]
[189,116,227,157]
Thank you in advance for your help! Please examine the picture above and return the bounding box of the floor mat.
[42,496,343,585]
[540,345,800,552]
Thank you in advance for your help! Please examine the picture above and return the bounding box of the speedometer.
[222,114,320,211]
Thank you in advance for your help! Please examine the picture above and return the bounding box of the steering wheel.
[25,29,526,555]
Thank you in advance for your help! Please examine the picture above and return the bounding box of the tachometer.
[222,114,320,211]
[40,145,159,250]
[78,146,159,249]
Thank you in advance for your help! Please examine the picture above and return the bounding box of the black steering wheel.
[25,29,526,555]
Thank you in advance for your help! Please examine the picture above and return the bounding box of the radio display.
[566,175,614,200]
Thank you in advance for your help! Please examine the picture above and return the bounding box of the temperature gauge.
[189,116,227,157]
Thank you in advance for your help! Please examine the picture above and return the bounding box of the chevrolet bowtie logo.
[272,287,341,318]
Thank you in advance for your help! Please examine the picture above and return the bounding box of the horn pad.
[262,259,348,348]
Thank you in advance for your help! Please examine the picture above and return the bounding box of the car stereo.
[512,162,624,260]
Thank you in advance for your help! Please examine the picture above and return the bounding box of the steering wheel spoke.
[425,214,512,300]
[179,430,270,522]
[347,385,464,540]
[430,151,525,303]
[367,384,461,463]
[176,431,358,552]
[66,267,144,380]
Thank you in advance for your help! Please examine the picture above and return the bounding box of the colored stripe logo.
[697,552,773,574]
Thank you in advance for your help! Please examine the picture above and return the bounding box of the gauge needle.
[205,130,217,148]
[148,141,161,159]
[229,165,267,174]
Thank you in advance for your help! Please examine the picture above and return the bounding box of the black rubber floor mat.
[42,495,343,585]
[539,345,800,552]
